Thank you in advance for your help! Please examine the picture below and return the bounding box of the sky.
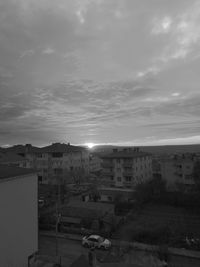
[0,0,200,147]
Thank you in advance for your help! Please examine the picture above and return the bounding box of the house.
[98,186,134,202]
[0,165,38,267]
[59,200,115,235]
[101,148,152,188]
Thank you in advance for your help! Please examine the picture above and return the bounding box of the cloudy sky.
[0,0,200,147]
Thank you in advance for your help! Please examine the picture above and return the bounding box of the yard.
[116,203,200,249]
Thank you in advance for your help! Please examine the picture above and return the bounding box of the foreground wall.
[0,174,38,267]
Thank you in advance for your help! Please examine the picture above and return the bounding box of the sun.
[85,142,95,149]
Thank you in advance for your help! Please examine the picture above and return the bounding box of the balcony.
[124,181,134,187]
[102,162,114,168]
[103,169,114,175]
[123,163,133,168]
[174,170,182,177]
[123,167,133,175]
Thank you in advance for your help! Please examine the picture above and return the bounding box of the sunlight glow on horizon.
[85,142,96,149]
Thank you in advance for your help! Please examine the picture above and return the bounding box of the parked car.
[38,199,45,208]
[82,234,111,250]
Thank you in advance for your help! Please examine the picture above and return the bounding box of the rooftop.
[0,151,26,163]
[40,143,87,153]
[0,165,36,180]
[5,144,40,153]
[101,149,151,159]
[67,200,114,211]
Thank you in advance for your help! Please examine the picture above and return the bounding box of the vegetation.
[133,177,166,205]
[193,160,200,191]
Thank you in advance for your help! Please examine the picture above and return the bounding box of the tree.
[133,177,166,204]
[193,161,200,191]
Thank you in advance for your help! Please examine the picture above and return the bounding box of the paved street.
[38,235,107,266]
[39,234,200,267]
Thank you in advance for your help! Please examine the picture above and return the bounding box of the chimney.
[25,144,32,153]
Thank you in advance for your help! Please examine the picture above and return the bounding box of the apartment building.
[0,165,38,267]
[5,143,90,185]
[101,148,152,188]
[89,153,103,174]
[153,154,196,191]
[28,143,90,184]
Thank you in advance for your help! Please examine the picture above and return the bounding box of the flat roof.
[67,200,114,211]
[99,187,134,192]
[61,216,81,224]
[101,151,151,159]
[0,165,36,180]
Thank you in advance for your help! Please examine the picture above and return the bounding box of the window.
[52,152,63,158]
[116,159,120,163]
[54,168,63,175]
[125,176,131,182]
[117,177,121,181]
[185,175,192,179]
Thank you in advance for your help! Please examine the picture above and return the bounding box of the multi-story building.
[28,143,90,184]
[101,148,152,188]
[5,143,90,185]
[0,165,38,267]
[89,153,103,174]
[153,154,196,192]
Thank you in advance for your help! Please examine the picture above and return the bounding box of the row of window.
[115,157,151,163]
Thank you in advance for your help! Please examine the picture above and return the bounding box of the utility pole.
[55,175,61,262]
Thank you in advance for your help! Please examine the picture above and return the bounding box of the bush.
[129,224,171,245]
[114,202,135,215]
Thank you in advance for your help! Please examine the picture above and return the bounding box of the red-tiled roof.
[0,165,36,180]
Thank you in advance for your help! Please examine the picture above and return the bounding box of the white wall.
[0,174,38,267]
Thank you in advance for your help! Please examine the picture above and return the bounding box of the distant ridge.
[93,144,200,154]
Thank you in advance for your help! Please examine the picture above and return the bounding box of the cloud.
[171,92,180,97]
[155,1,200,63]
[20,49,34,58]
[152,16,172,34]
[42,47,55,54]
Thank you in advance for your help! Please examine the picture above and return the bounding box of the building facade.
[153,154,196,191]
[5,143,90,185]
[89,153,103,174]
[27,143,90,184]
[0,165,38,267]
[101,148,152,188]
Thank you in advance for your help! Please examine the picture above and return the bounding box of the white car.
[82,235,111,250]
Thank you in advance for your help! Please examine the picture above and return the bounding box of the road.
[39,235,200,267]
[38,235,107,266]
